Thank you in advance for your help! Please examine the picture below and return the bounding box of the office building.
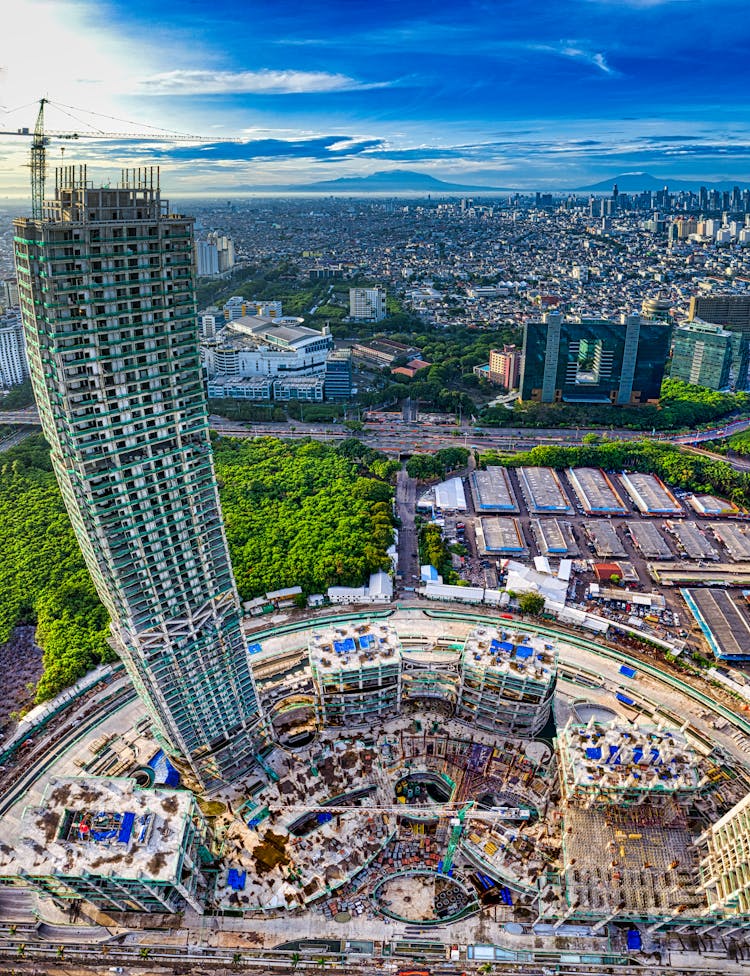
[350,286,386,321]
[0,308,29,388]
[488,344,521,390]
[688,295,750,389]
[222,296,282,321]
[670,320,735,390]
[0,776,215,914]
[520,311,671,405]
[14,168,260,787]
[324,348,353,400]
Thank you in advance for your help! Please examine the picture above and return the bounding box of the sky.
[1,0,750,198]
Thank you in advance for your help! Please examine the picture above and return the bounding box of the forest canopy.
[0,435,395,703]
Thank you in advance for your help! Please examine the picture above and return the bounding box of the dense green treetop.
[213,436,395,599]
[0,437,112,704]
[0,434,395,703]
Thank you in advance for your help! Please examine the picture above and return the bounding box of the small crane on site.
[0,97,215,218]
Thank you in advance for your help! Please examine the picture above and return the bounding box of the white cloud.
[134,69,392,96]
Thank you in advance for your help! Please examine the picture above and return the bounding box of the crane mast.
[30,98,47,220]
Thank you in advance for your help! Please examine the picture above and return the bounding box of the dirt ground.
[0,625,43,730]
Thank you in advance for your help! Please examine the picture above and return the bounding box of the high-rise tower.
[13,167,260,787]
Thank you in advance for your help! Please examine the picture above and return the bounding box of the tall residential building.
[0,308,29,388]
[195,238,220,277]
[488,344,521,391]
[13,168,260,787]
[194,233,235,278]
[1,278,19,309]
[520,311,671,405]
[208,231,235,273]
[689,295,750,332]
[670,320,735,391]
[349,286,386,321]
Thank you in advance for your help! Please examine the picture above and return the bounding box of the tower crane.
[0,97,214,218]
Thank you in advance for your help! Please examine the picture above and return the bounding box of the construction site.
[3,608,750,955]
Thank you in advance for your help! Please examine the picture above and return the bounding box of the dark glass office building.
[520,312,671,405]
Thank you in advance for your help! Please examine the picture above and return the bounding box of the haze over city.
[2,0,750,196]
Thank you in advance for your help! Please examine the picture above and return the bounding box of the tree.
[518,592,546,616]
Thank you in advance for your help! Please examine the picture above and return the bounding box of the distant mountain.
[237,169,513,194]
[575,172,750,193]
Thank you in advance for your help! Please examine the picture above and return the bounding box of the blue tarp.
[586,747,602,760]
[227,868,246,891]
[498,641,514,653]
[343,637,355,652]
[619,665,637,679]
[616,692,635,706]
[627,928,642,950]
[117,811,135,844]
[248,642,262,655]
[359,634,373,648]
[515,645,533,659]
[148,749,180,787]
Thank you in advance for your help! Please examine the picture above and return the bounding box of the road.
[396,467,418,583]
[5,404,750,458]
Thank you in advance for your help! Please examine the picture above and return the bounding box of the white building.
[195,239,220,277]
[327,570,393,605]
[0,309,28,388]
[195,233,235,277]
[350,287,386,321]
[203,315,333,401]
[208,232,235,273]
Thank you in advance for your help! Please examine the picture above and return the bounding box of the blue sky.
[1,0,750,195]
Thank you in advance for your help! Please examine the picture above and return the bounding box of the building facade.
[349,286,386,321]
[324,349,353,400]
[520,311,671,405]
[670,320,736,390]
[488,344,522,390]
[0,776,215,914]
[455,626,557,736]
[0,308,29,388]
[689,295,750,332]
[688,295,750,388]
[13,169,260,786]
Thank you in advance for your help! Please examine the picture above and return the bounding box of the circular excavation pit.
[372,870,477,924]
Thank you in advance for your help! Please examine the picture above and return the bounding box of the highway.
[4,405,750,458]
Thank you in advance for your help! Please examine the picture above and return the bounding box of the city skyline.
[1,0,750,197]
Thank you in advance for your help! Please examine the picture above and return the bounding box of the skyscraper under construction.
[13,167,259,787]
